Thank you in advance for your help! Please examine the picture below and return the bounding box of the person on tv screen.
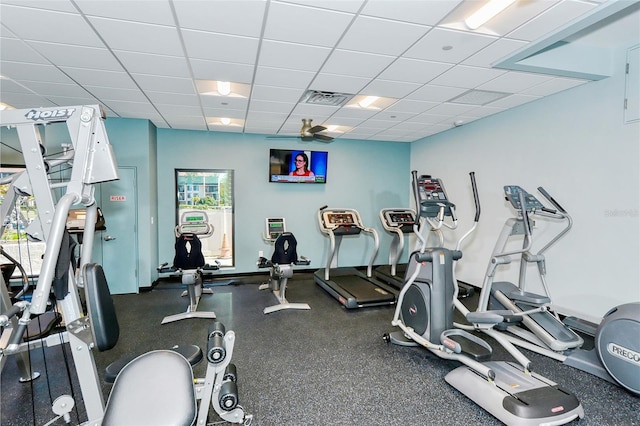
[289,153,315,177]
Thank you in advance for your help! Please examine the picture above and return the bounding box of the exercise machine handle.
[411,170,420,211]
[469,172,480,223]
[537,186,567,214]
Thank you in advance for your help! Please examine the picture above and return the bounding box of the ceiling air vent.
[300,90,354,107]
[449,89,511,106]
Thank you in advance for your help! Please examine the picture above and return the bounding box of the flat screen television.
[269,149,328,183]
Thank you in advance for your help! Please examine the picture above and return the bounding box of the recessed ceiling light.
[465,0,517,30]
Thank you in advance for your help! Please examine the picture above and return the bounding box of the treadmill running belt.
[338,276,394,303]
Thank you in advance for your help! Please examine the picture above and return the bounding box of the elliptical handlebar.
[470,172,480,223]
[537,186,566,214]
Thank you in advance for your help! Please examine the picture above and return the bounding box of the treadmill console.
[322,211,362,235]
[382,209,416,233]
[504,186,544,212]
[416,176,455,218]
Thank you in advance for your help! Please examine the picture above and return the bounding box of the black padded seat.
[104,344,202,384]
[102,350,197,426]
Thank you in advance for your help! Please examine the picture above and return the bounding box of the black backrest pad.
[173,233,206,269]
[83,263,119,351]
[272,232,298,264]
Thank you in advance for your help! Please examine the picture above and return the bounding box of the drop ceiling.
[0,0,638,143]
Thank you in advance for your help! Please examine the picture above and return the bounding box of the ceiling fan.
[269,118,334,142]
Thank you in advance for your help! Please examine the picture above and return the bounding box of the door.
[99,167,138,294]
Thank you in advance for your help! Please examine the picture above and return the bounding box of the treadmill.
[314,207,397,309]
[374,208,416,290]
[375,207,475,298]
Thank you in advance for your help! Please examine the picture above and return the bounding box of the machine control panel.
[322,211,361,235]
[266,217,286,240]
[176,211,212,236]
[504,186,545,212]
[382,209,416,233]
[416,176,455,218]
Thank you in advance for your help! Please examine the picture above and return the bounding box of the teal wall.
[104,118,158,289]
[156,130,411,274]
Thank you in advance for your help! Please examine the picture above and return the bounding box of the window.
[175,170,234,267]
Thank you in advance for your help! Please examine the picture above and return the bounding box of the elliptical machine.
[385,171,584,426]
[476,185,640,395]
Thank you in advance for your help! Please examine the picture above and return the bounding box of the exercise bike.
[475,184,640,395]
[257,217,311,314]
[158,210,220,324]
[385,171,584,426]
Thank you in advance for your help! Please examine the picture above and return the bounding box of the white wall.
[410,45,640,322]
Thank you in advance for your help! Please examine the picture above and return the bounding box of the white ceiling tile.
[249,99,295,113]
[0,0,77,13]
[190,59,255,83]
[257,40,331,71]
[84,86,149,103]
[17,81,90,98]
[156,104,202,116]
[338,15,430,56]
[202,108,246,119]
[406,28,497,63]
[76,0,175,25]
[426,102,476,116]
[322,50,395,78]
[102,100,160,116]
[488,93,541,109]
[310,73,370,94]
[360,0,463,26]
[2,61,75,84]
[280,0,365,14]
[378,58,453,84]
[114,51,191,78]
[182,30,259,63]
[88,17,184,56]
[521,77,588,96]
[174,0,267,37]
[59,67,139,89]
[166,116,207,130]
[385,99,439,114]
[146,91,200,106]
[264,1,353,47]
[254,66,316,89]
[252,85,305,103]
[0,5,104,46]
[430,65,507,89]
[370,110,418,122]
[131,74,195,94]
[462,38,529,68]
[477,71,554,93]
[27,41,123,71]
[361,79,421,98]
[289,103,338,118]
[0,38,50,64]
[507,1,598,41]
[330,106,380,120]
[200,95,249,111]
[406,84,467,102]
[0,92,56,108]
[463,105,506,119]
[44,95,100,105]
[410,112,448,124]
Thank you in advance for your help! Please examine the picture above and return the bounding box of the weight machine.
[0,105,252,425]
